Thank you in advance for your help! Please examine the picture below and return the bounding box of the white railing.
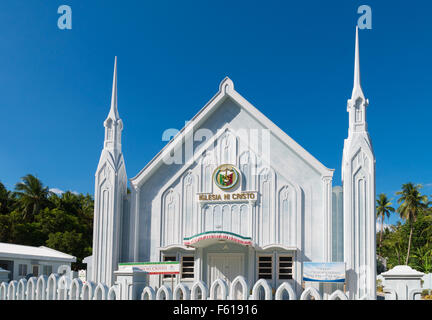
[3,273,423,300]
[0,273,351,300]
[0,274,119,301]
[140,276,350,300]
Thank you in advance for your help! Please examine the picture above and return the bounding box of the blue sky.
[1,1,431,226]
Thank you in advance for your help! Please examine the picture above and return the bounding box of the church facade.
[90,28,376,300]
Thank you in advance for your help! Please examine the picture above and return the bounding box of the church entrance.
[208,253,244,291]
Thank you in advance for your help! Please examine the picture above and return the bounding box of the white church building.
[88,28,376,300]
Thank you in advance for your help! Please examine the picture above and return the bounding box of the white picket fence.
[0,274,118,300]
[0,274,352,300]
[140,277,349,300]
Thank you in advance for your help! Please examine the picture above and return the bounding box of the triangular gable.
[130,77,333,188]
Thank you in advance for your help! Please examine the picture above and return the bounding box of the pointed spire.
[351,27,365,100]
[108,56,120,120]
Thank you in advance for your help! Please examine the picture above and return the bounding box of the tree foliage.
[0,176,93,270]
[376,193,395,256]
[378,184,432,273]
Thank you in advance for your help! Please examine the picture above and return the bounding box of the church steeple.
[92,56,127,287]
[103,56,123,156]
[347,27,369,134]
[342,27,376,300]
[352,27,365,101]
[108,56,120,121]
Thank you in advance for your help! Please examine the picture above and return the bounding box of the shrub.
[376,279,384,292]
[421,289,432,299]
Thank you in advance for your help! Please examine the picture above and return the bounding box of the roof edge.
[130,77,334,188]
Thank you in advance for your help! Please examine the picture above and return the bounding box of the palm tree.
[396,183,428,265]
[14,174,52,221]
[376,193,395,255]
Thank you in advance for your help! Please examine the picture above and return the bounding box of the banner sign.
[303,262,345,283]
[118,262,180,275]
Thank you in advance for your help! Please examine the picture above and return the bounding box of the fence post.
[381,265,424,300]
[114,266,148,300]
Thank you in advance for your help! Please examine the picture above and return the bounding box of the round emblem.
[213,164,240,190]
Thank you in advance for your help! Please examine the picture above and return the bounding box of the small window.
[18,264,28,276]
[43,265,52,276]
[258,256,273,280]
[163,256,176,279]
[181,256,194,279]
[278,255,293,280]
[355,108,362,123]
[32,265,39,277]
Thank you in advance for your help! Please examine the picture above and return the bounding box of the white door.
[208,253,244,298]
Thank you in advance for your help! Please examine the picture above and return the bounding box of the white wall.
[4,258,71,281]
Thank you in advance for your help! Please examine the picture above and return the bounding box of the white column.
[322,176,333,262]
[133,186,141,261]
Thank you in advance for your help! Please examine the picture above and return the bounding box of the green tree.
[46,231,92,269]
[376,193,395,256]
[421,203,432,245]
[0,214,12,242]
[48,192,94,244]
[412,245,432,273]
[14,174,52,221]
[0,181,16,215]
[382,223,405,268]
[396,183,428,265]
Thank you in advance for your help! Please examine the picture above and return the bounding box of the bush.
[421,289,431,298]
[376,279,384,292]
